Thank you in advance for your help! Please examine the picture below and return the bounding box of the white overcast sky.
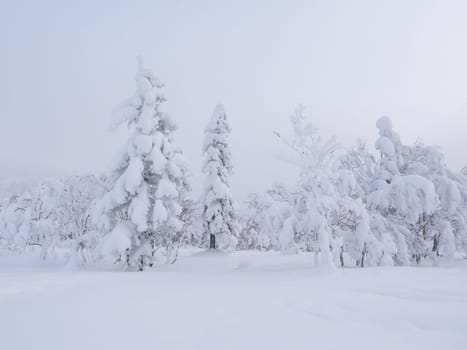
[1,0,466,199]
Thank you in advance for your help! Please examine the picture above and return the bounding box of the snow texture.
[0,251,466,350]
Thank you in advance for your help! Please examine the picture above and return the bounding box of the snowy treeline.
[0,174,104,265]
[1,61,466,269]
[240,110,467,266]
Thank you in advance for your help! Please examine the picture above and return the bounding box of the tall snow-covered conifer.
[97,58,191,270]
[202,104,238,250]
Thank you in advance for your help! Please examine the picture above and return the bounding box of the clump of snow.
[376,115,392,133]
[96,222,132,258]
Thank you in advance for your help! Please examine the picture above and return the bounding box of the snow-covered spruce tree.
[96,58,192,270]
[202,104,238,250]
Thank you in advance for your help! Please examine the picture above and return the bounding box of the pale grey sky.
[1,0,466,199]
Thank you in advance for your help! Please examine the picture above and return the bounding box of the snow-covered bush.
[239,184,294,252]
[368,116,467,264]
[0,175,104,263]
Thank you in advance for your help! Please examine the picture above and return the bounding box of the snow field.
[1,251,466,350]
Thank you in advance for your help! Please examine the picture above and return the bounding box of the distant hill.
[0,161,66,199]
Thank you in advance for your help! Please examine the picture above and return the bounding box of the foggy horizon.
[2,0,466,200]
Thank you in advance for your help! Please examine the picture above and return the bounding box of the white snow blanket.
[0,251,466,350]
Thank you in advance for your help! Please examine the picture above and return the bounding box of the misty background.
[1,0,466,200]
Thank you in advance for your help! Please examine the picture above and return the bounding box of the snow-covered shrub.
[239,184,295,252]
[368,116,467,264]
[0,175,104,263]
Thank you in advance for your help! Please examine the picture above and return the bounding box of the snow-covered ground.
[1,251,466,350]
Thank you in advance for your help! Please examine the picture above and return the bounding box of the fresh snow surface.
[1,251,466,350]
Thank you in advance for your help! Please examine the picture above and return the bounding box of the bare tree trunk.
[360,242,367,268]
[432,234,440,256]
[210,234,216,249]
[125,248,131,267]
[339,246,344,267]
